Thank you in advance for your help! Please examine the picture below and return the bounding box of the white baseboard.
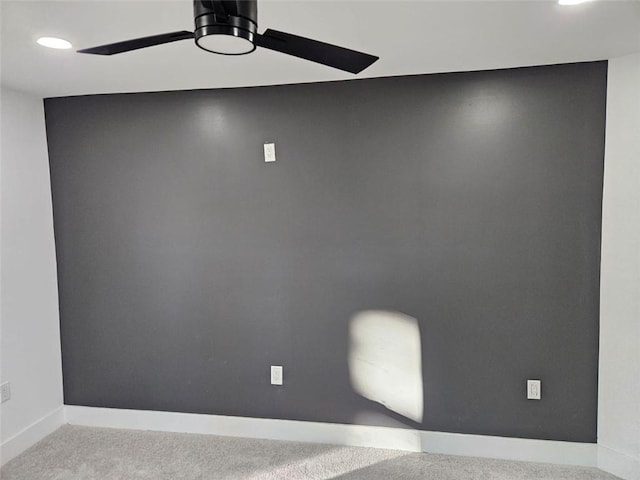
[6,405,634,475]
[64,405,422,451]
[64,405,597,467]
[598,444,640,480]
[420,430,597,467]
[0,406,66,467]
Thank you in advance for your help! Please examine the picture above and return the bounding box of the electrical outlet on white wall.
[0,382,11,403]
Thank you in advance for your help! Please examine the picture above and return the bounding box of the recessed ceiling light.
[37,37,72,49]
[558,0,590,5]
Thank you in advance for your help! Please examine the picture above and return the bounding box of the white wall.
[0,87,64,465]
[598,52,640,480]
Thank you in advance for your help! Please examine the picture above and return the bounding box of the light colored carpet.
[1,425,620,480]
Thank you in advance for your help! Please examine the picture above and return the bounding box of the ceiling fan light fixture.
[193,4,257,56]
[195,26,256,55]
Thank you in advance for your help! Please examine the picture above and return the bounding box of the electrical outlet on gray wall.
[527,380,541,400]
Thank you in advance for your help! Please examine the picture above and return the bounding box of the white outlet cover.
[527,379,541,400]
[0,382,11,403]
[271,365,283,385]
[264,143,276,162]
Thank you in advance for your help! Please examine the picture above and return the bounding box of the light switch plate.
[271,365,283,385]
[264,143,276,162]
[527,379,541,400]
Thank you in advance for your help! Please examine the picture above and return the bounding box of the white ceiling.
[1,0,639,98]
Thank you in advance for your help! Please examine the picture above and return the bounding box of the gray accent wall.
[45,61,606,443]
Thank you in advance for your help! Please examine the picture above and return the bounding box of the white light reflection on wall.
[348,310,423,423]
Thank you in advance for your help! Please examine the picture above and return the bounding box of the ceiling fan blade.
[78,31,194,55]
[256,29,378,74]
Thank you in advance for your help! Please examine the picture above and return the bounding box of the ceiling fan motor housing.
[194,0,258,55]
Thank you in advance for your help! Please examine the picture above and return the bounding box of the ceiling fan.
[78,0,379,74]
